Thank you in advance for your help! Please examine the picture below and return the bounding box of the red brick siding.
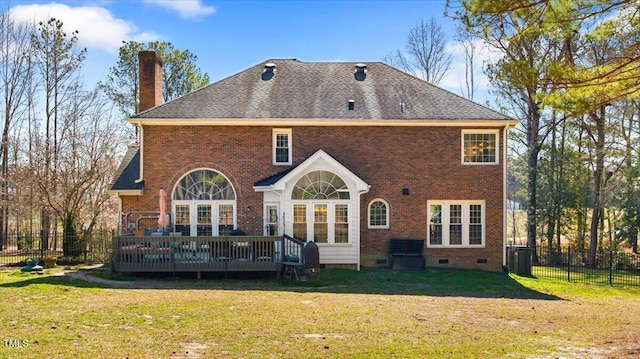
[138,51,163,112]
[120,125,505,271]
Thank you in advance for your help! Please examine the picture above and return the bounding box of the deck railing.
[113,235,305,275]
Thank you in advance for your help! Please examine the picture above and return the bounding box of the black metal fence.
[507,245,640,288]
[0,230,113,267]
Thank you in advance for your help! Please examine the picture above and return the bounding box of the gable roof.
[132,59,513,122]
[254,149,370,194]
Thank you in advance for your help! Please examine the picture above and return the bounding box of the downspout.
[503,123,509,269]
[357,185,371,271]
[135,122,144,183]
[116,196,123,235]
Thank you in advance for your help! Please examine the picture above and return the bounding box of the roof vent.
[354,63,367,72]
[348,99,355,111]
[354,63,367,81]
[262,62,276,81]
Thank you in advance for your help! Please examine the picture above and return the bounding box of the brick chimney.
[138,49,163,112]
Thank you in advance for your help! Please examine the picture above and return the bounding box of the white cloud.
[143,0,215,20]
[9,3,161,54]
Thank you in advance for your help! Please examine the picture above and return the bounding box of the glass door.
[265,205,279,236]
[174,204,191,236]
[313,204,328,243]
[197,204,212,236]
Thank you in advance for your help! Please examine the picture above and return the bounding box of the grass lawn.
[1,266,639,358]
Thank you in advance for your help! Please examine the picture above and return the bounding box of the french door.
[292,201,349,243]
[173,202,235,236]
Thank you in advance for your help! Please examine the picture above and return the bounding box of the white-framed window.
[272,128,292,165]
[290,170,351,244]
[172,169,236,236]
[368,199,389,229]
[427,200,485,247]
[462,129,499,164]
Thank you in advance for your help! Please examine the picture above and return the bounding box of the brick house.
[110,50,516,271]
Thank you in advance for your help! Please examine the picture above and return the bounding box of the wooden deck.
[113,235,303,276]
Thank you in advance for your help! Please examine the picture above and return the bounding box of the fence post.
[567,246,571,282]
[609,251,613,286]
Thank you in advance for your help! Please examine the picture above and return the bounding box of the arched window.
[173,169,235,201]
[291,170,350,200]
[291,170,350,243]
[368,199,389,229]
[172,169,236,236]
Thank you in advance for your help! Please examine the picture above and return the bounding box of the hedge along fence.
[0,230,114,267]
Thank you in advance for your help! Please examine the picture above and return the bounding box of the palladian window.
[172,169,236,236]
[291,170,350,243]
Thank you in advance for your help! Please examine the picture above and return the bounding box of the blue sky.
[8,0,495,103]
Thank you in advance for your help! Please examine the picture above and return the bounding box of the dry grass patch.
[0,266,638,358]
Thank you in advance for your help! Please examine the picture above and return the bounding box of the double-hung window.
[273,129,292,165]
[427,201,485,247]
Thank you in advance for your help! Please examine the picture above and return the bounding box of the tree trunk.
[526,103,541,263]
[587,107,606,268]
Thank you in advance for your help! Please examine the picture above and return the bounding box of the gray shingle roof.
[133,59,511,121]
[110,145,143,191]
[254,168,294,187]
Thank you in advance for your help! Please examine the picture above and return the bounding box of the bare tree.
[30,17,86,251]
[384,18,452,85]
[0,10,33,249]
[455,26,479,101]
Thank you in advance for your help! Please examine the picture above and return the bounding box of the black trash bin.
[513,247,532,276]
[303,241,320,272]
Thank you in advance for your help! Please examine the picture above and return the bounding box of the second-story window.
[462,129,498,164]
[273,129,292,165]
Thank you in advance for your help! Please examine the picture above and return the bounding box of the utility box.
[511,247,532,276]
[303,241,320,271]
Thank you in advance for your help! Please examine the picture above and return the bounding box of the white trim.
[255,149,369,270]
[503,124,509,266]
[135,123,144,182]
[291,200,351,244]
[461,129,500,165]
[367,198,390,229]
[263,203,281,236]
[170,168,238,237]
[272,150,370,193]
[426,200,486,248]
[129,118,518,127]
[171,167,237,201]
[272,128,292,165]
[172,201,237,236]
[108,189,143,196]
